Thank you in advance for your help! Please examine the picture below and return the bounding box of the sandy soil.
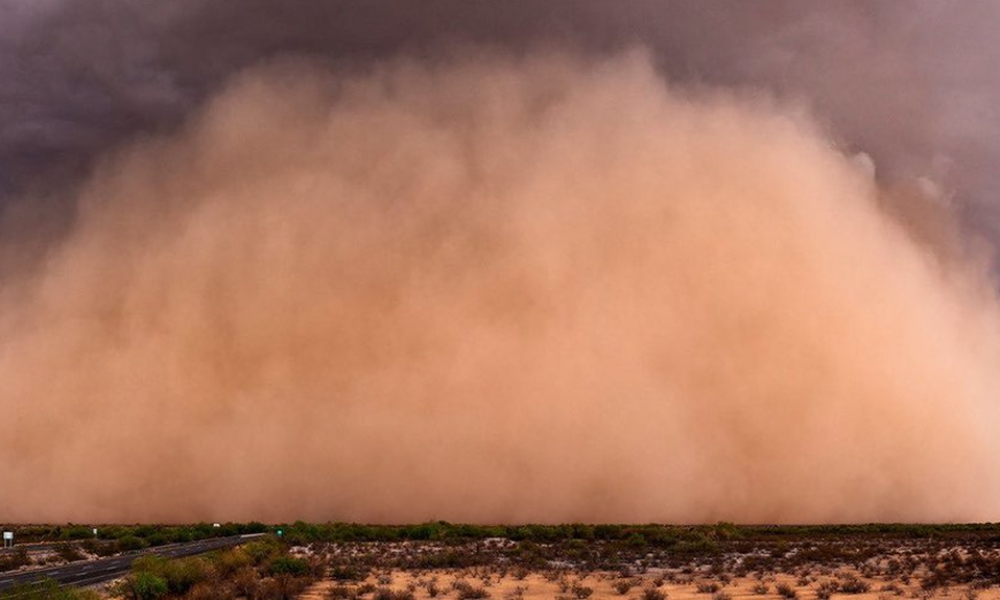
[299,570,988,600]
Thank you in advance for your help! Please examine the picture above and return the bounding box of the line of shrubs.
[113,537,320,600]
[0,523,269,546]
[269,521,1000,547]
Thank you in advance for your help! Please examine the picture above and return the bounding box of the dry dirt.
[298,570,989,600]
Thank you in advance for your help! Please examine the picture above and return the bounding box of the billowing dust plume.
[2,50,999,524]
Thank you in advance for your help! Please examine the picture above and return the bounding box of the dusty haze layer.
[1,51,999,523]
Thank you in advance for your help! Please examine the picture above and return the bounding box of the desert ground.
[300,570,987,600]
[7,524,1000,600]
[289,525,1000,600]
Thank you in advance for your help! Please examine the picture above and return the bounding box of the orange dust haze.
[1,50,999,523]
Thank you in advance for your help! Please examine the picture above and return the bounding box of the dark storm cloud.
[3,1,1000,255]
[2,1,999,207]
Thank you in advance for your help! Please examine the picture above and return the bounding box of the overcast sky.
[2,1,1000,251]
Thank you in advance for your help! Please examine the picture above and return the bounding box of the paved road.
[0,533,264,594]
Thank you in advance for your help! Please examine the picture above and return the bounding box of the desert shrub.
[713,592,732,600]
[327,584,358,600]
[187,581,235,600]
[117,535,149,553]
[129,554,208,596]
[697,582,720,594]
[399,588,417,600]
[215,548,253,576]
[572,584,594,599]
[164,557,209,594]
[243,539,281,565]
[373,587,415,600]
[130,555,168,574]
[269,555,310,576]
[57,526,95,541]
[81,539,117,557]
[144,533,170,547]
[880,583,903,595]
[56,543,84,563]
[838,575,870,594]
[256,578,284,600]
[642,588,668,600]
[504,586,527,600]
[0,547,30,571]
[776,583,797,599]
[266,573,314,600]
[614,580,635,595]
[230,566,261,598]
[816,580,839,600]
[122,572,168,600]
[453,582,490,600]
[752,583,770,595]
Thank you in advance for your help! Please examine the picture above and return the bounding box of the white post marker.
[2,531,12,548]
[93,528,98,537]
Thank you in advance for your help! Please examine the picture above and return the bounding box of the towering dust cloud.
[1,51,999,524]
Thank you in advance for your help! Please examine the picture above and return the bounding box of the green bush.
[117,535,148,552]
[243,539,280,565]
[130,554,208,595]
[162,557,208,594]
[58,526,94,541]
[269,555,310,576]
[124,572,168,600]
[215,547,253,576]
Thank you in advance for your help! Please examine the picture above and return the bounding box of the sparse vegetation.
[641,588,667,600]
[838,574,871,594]
[110,537,317,600]
[696,582,720,594]
[9,522,1000,599]
[816,580,839,600]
